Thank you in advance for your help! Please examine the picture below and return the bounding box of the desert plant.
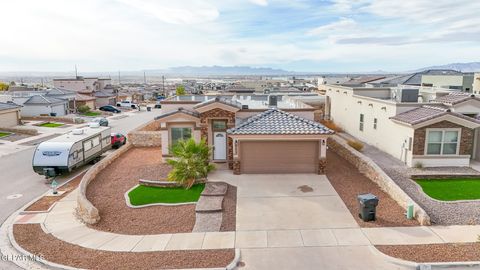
[320,120,343,132]
[176,85,186,96]
[77,105,91,114]
[414,161,424,169]
[347,140,364,151]
[166,138,215,189]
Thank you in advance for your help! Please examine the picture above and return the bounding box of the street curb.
[372,245,480,269]
[226,248,241,270]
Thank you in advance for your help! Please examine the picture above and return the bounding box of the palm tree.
[166,138,215,189]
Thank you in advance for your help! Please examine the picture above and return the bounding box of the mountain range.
[412,62,480,73]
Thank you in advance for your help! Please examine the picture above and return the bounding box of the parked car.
[116,100,137,109]
[91,117,109,127]
[99,105,121,113]
[111,133,126,148]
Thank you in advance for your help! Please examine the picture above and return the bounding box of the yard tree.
[77,105,91,114]
[0,82,8,91]
[167,138,215,189]
[176,85,186,96]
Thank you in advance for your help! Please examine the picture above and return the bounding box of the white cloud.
[307,18,357,36]
[115,0,219,24]
[249,0,268,6]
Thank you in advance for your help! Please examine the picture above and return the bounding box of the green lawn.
[415,178,480,201]
[39,122,64,128]
[83,111,101,117]
[128,184,205,206]
[0,132,11,138]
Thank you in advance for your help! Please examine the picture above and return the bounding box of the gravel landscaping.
[24,172,84,212]
[376,243,480,263]
[360,143,480,225]
[326,150,419,227]
[14,224,235,270]
[86,147,198,235]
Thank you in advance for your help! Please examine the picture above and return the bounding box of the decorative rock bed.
[193,182,228,232]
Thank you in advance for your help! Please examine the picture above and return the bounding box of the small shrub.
[320,120,343,132]
[347,140,364,151]
[77,105,91,114]
[414,161,424,169]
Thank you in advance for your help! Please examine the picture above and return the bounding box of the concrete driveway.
[209,171,358,231]
[209,170,414,270]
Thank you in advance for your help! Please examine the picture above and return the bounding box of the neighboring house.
[45,88,76,113]
[0,102,21,127]
[154,95,333,174]
[421,73,474,92]
[326,85,480,167]
[473,73,480,95]
[73,94,96,111]
[21,95,68,117]
[53,77,112,93]
[94,91,116,107]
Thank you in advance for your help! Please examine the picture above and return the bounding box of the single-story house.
[0,102,22,127]
[154,95,333,174]
[94,91,116,108]
[21,95,68,117]
[73,93,96,111]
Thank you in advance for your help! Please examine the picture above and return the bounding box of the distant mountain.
[146,65,295,76]
[413,62,480,73]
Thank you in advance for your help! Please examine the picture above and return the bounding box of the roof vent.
[72,129,84,135]
[89,122,100,128]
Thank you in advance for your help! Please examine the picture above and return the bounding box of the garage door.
[240,141,319,174]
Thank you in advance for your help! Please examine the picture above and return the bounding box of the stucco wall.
[0,109,20,127]
[328,135,431,225]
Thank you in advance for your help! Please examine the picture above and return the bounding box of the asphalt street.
[0,109,162,270]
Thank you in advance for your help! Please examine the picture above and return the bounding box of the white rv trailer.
[32,125,111,177]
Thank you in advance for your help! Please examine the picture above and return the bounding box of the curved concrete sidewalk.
[13,187,480,253]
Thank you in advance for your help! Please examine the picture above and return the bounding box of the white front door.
[213,132,227,160]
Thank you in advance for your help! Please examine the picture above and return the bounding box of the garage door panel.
[240,141,318,174]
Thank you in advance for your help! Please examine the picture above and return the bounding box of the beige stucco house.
[326,85,480,167]
[154,95,333,174]
[0,102,21,127]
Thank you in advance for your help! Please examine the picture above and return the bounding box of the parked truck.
[32,124,111,178]
[116,100,138,109]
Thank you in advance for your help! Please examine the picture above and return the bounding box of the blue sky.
[0,0,479,72]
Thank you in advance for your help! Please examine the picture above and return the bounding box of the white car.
[116,100,137,109]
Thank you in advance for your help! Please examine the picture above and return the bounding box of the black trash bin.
[147,106,152,112]
[50,112,57,117]
[357,193,378,222]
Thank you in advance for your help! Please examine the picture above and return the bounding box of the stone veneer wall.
[413,120,474,156]
[23,116,84,124]
[328,135,431,225]
[77,142,133,224]
[318,158,326,174]
[127,119,162,147]
[199,108,236,169]
[0,126,38,135]
[128,131,162,147]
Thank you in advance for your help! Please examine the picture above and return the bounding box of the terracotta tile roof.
[154,108,199,120]
[228,108,334,135]
[390,105,480,125]
[433,92,478,105]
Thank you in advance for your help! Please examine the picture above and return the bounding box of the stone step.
[195,196,223,213]
[201,182,228,196]
[192,212,222,232]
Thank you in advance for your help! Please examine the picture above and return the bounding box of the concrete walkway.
[14,185,480,253]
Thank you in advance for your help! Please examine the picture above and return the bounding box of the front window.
[426,130,459,155]
[171,127,192,145]
[212,120,227,130]
[359,114,364,131]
